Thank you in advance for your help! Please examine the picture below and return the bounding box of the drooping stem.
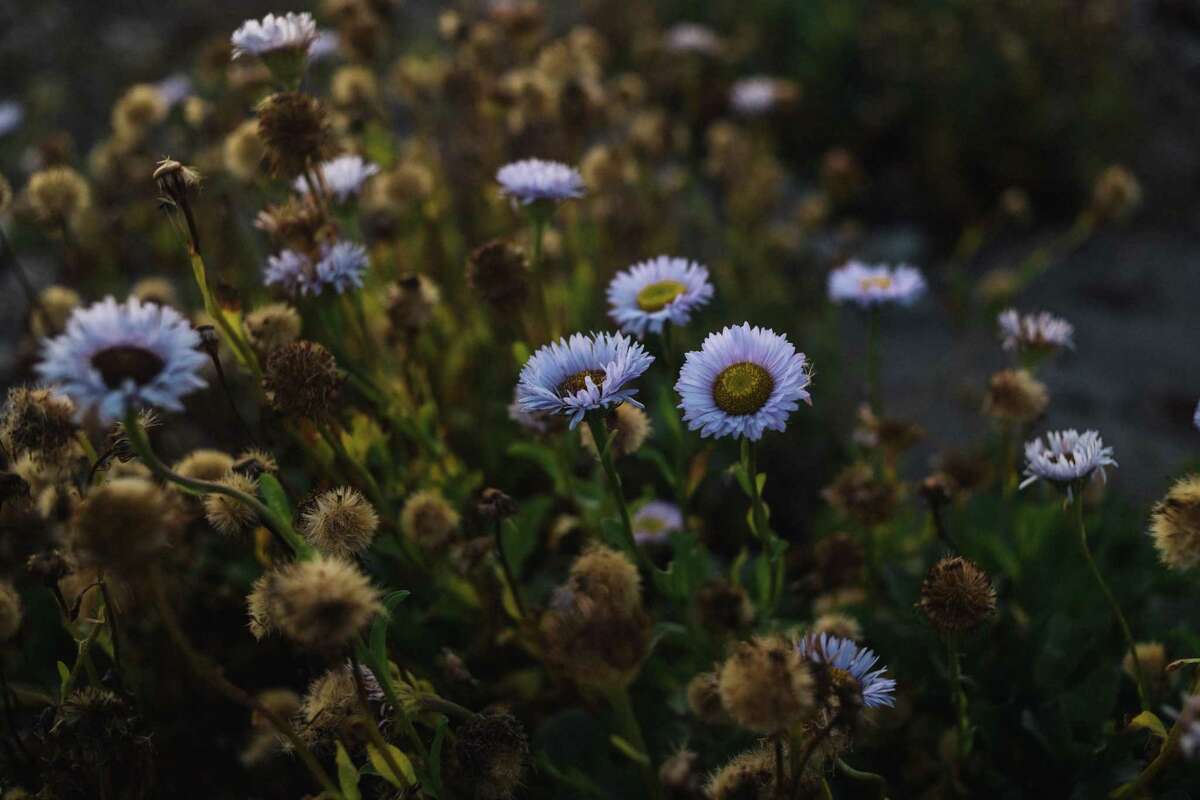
[947,637,971,758]
[493,519,527,620]
[1072,490,1150,712]
[585,413,649,572]
[605,686,661,800]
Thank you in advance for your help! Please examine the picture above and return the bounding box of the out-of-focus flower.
[36,297,206,424]
[154,73,192,108]
[294,154,379,202]
[497,158,585,205]
[0,101,23,136]
[606,255,714,339]
[828,261,926,308]
[231,12,318,60]
[516,332,653,428]
[982,369,1048,424]
[631,500,683,547]
[1019,429,1116,495]
[264,241,367,296]
[1166,694,1200,759]
[1149,474,1200,571]
[1090,165,1141,223]
[308,29,341,61]
[997,309,1074,354]
[663,22,722,56]
[729,76,799,116]
[796,633,896,709]
[676,323,811,440]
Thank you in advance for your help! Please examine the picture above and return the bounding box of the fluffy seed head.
[917,556,997,634]
[1,386,76,463]
[173,449,234,483]
[696,579,754,633]
[983,369,1048,423]
[112,84,167,143]
[686,672,729,724]
[26,167,91,226]
[401,490,459,551]
[203,472,260,536]
[0,581,22,641]
[69,477,174,574]
[263,340,341,420]
[244,303,302,357]
[717,635,815,733]
[331,65,379,108]
[232,448,279,479]
[1150,475,1200,571]
[467,239,530,315]
[258,556,382,650]
[254,91,335,179]
[387,274,441,332]
[813,613,863,642]
[1091,164,1141,223]
[705,745,778,800]
[822,463,899,526]
[450,712,530,800]
[29,285,81,338]
[579,403,651,460]
[223,120,267,181]
[296,665,363,750]
[301,486,379,557]
[131,277,179,309]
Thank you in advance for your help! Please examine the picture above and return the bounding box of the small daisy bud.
[254,91,335,179]
[401,489,460,551]
[477,487,517,521]
[686,672,729,724]
[917,556,997,635]
[387,274,441,332]
[257,556,382,651]
[223,119,267,182]
[29,285,81,338]
[706,745,778,800]
[1,386,76,463]
[718,635,815,734]
[232,448,279,479]
[0,581,22,641]
[449,712,530,800]
[131,276,179,309]
[244,303,302,357]
[1124,642,1167,686]
[301,486,379,557]
[263,340,341,421]
[813,613,863,642]
[111,84,167,144]
[982,369,1048,424]
[69,477,174,574]
[1091,164,1141,223]
[822,463,899,527]
[26,166,91,227]
[579,403,651,460]
[695,579,754,634]
[203,472,261,536]
[466,239,530,315]
[1150,475,1200,571]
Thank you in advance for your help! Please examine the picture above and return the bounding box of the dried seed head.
[254,91,335,179]
[717,634,814,733]
[1091,165,1141,223]
[449,712,530,800]
[579,403,651,460]
[131,276,179,309]
[112,84,167,143]
[706,744,779,800]
[696,579,754,633]
[172,449,234,483]
[917,556,997,635]
[400,489,459,551]
[0,581,22,641]
[29,285,82,338]
[466,239,530,315]
[244,303,302,357]
[296,665,363,750]
[1150,475,1200,571]
[982,369,1048,423]
[301,486,379,557]
[387,274,441,332]
[232,448,279,480]
[258,556,382,650]
[686,671,729,724]
[203,472,260,536]
[26,167,91,226]
[223,119,267,181]
[69,477,174,574]
[476,487,517,521]
[263,340,341,420]
[331,65,379,109]
[1,386,76,463]
[822,463,899,527]
[812,613,863,642]
[367,162,435,210]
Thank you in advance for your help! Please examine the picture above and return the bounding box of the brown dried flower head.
[822,462,899,527]
[203,472,260,536]
[69,477,175,574]
[917,556,997,635]
[717,634,814,733]
[580,403,651,460]
[1,386,76,463]
[254,91,335,179]
[263,340,341,420]
[400,489,459,551]
[466,239,530,315]
[26,167,91,226]
[449,712,530,800]
[244,303,302,357]
[982,369,1048,423]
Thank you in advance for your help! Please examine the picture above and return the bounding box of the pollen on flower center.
[859,276,893,291]
[91,345,166,387]
[828,666,857,691]
[635,280,687,312]
[559,369,607,396]
[713,362,774,416]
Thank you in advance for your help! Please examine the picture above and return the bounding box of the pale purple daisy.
[0,101,23,137]
[264,249,319,296]
[231,12,318,60]
[36,296,207,424]
[308,29,341,61]
[997,309,1075,353]
[315,241,369,293]
[1193,399,1199,432]
[497,159,585,205]
[516,332,654,429]
[607,256,714,338]
[675,323,811,441]
[797,633,896,709]
[828,261,926,308]
[1020,429,1117,496]
[294,155,380,203]
[663,23,722,56]
[632,501,684,546]
[730,76,781,116]
[155,73,192,109]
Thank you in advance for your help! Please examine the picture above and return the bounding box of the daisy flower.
[730,76,782,116]
[35,296,207,424]
[308,29,341,61]
[1193,399,1199,432]
[265,241,368,296]
[827,261,926,308]
[497,159,585,206]
[516,332,654,429]
[230,12,318,60]
[294,155,380,202]
[264,248,318,296]
[997,309,1075,353]
[675,323,811,441]
[797,633,896,709]
[0,101,22,136]
[632,501,683,547]
[154,74,192,109]
[663,23,722,56]
[607,255,714,338]
[1019,429,1117,495]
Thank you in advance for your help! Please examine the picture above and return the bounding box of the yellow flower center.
[828,666,857,691]
[858,276,893,292]
[712,362,774,416]
[635,280,687,312]
[91,345,166,387]
[558,369,606,396]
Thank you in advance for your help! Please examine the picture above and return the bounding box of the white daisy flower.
[632,501,684,546]
[606,255,714,338]
[1019,429,1117,495]
[730,76,781,116]
[997,309,1075,353]
[797,633,896,709]
[231,12,318,60]
[828,261,926,308]
[35,297,207,424]
[294,155,380,203]
[675,323,812,441]
[497,159,585,206]
[663,23,722,56]
[516,332,654,429]
[308,29,341,61]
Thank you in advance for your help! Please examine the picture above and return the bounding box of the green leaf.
[335,742,361,800]
[257,473,293,523]
[652,531,711,601]
[1128,710,1168,740]
[367,742,416,788]
[512,341,531,366]
[609,734,651,766]
[508,441,567,495]
[427,717,449,796]
[57,661,70,698]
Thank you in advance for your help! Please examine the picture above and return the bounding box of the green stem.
[355,640,429,762]
[836,758,889,799]
[188,250,260,381]
[947,638,971,758]
[742,439,781,612]
[529,212,555,338]
[1073,490,1150,712]
[348,650,409,787]
[494,519,527,619]
[98,576,124,690]
[318,422,390,517]
[584,414,649,572]
[866,306,882,416]
[605,686,660,800]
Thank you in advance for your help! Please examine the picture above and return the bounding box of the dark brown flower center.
[91,345,165,387]
[712,362,774,416]
[635,280,687,312]
[559,369,606,396]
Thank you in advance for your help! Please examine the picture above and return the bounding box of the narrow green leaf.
[257,473,293,522]
[367,742,416,787]
[609,734,651,766]
[335,742,362,800]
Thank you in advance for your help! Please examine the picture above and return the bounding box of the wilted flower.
[387,274,441,332]
[496,158,585,205]
[254,91,334,179]
[516,332,653,428]
[982,369,1049,423]
[630,500,683,546]
[1020,429,1116,495]
[676,323,811,440]
[606,255,714,339]
[36,297,207,424]
[262,340,341,420]
[294,154,379,202]
[0,386,76,463]
[997,309,1075,354]
[796,633,896,709]
[828,261,926,308]
[449,712,530,800]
